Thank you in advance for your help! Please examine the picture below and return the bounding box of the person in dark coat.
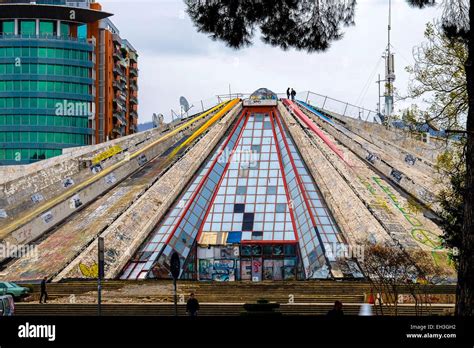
[286,87,291,99]
[39,276,48,304]
[186,292,200,317]
[327,300,344,316]
[290,88,296,101]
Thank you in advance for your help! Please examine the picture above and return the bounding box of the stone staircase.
[21,280,456,304]
[15,303,454,316]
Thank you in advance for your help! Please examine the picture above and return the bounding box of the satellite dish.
[152,113,164,128]
[179,96,190,113]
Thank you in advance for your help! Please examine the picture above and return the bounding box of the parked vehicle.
[0,294,15,316]
[0,282,30,300]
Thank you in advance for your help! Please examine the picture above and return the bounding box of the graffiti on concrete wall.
[241,259,252,280]
[411,229,442,249]
[92,145,123,165]
[390,169,403,183]
[90,164,103,174]
[198,258,237,281]
[79,262,98,278]
[365,151,379,164]
[31,193,44,204]
[372,177,436,245]
[198,259,213,280]
[105,173,117,185]
[105,248,119,265]
[405,154,417,166]
[137,154,148,166]
[358,176,391,213]
[69,194,83,209]
[361,176,453,270]
[252,258,262,281]
[63,178,75,188]
[372,177,443,251]
[213,259,236,281]
[42,211,53,224]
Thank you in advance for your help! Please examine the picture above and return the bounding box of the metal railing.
[168,96,226,122]
[0,33,91,44]
[216,91,379,123]
[165,90,377,124]
[301,91,379,122]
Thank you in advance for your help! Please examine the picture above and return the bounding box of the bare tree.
[362,242,451,316]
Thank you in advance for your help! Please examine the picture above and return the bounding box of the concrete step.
[15,303,454,316]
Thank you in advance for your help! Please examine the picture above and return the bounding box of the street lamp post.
[98,237,104,316]
[170,252,181,317]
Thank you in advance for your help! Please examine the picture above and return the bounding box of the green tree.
[437,146,465,261]
[404,21,467,267]
[405,22,468,130]
[185,0,356,51]
[185,0,473,316]
[399,104,426,130]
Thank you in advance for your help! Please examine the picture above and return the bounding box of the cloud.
[100,0,441,123]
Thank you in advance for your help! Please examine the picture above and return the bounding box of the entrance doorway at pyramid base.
[195,241,301,282]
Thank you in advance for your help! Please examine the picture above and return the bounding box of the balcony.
[0,33,90,44]
[113,110,126,124]
[129,51,138,63]
[112,33,122,45]
[129,96,138,105]
[112,126,125,137]
[129,67,138,77]
[118,59,127,68]
[113,97,126,110]
[130,110,138,119]
[114,100,124,110]
[113,80,124,90]
[113,65,124,76]
[113,51,122,60]
[118,74,127,83]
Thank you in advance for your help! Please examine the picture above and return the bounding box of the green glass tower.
[0,1,111,165]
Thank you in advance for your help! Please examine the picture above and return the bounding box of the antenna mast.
[384,0,395,125]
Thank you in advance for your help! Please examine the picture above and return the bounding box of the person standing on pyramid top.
[291,88,296,101]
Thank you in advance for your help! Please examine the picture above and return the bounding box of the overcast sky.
[100,0,441,123]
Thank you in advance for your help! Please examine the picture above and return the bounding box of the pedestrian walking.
[290,88,296,101]
[286,87,291,99]
[186,292,200,317]
[39,276,48,304]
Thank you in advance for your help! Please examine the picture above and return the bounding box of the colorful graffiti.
[252,258,262,281]
[79,263,98,278]
[358,176,391,213]
[198,258,237,281]
[371,177,455,269]
[241,259,252,280]
[372,176,442,248]
[358,175,454,269]
[92,145,123,165]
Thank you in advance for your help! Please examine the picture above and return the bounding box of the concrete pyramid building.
[122,89,362,281]
[0,88,455,282]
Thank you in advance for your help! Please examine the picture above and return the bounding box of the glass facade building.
[122,94,363,281]
[0,1,138,165]
[0,17,96,164]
